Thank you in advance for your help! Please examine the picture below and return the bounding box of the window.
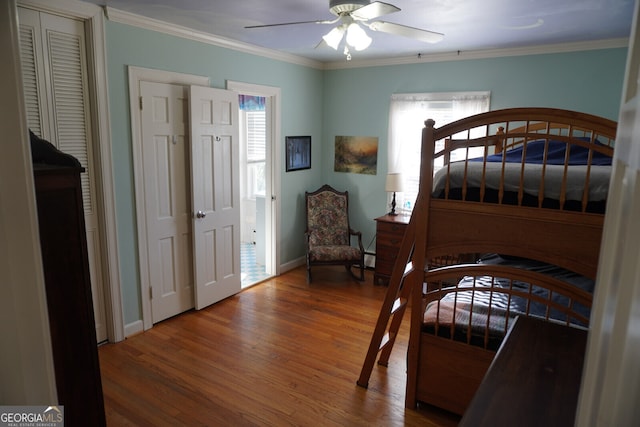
[239,94,266,200]
[244,110,266,198]
[387,92,490,213]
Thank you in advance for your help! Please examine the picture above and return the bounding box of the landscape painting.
[334,136,378,175]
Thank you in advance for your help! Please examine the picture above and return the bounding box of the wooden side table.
[374,214,409,285]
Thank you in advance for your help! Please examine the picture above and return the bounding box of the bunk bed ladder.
[357,221,416,388]
[358,120,435,390]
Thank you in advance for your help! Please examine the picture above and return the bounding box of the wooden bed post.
[405,119,437,408]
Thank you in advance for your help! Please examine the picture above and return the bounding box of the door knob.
[196,210,206,219]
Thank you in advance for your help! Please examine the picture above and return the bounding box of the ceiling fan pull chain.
[343,45,352,60]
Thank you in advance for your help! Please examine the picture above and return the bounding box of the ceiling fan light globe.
[323,26,346,50]
[346,22,372,50]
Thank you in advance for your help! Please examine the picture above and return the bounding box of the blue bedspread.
[472,139,611,166]
[473,254,593,325]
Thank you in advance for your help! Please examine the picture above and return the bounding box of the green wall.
[104,18,627,326]
[105,21,324,324]
[322,48,627,260]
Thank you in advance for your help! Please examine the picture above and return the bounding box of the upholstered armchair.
[305,184,365,283]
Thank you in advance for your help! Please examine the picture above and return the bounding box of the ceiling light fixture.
[323,18,372,60]
[346,22,372,50]
[322,25,346,49]
[246,1,445,61]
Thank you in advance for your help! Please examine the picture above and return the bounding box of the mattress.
[432,138,612,203]
[432,162,611,202]
[422,254,594,350]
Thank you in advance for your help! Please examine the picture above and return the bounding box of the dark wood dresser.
[34,165,106,427]
[459,316,588,427]
[374,214,409,285]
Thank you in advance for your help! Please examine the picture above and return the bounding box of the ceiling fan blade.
[351,1,400,21]
[245,18,336,29]
[368,21,444,43]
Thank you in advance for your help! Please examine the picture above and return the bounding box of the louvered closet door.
[19,7,107,343]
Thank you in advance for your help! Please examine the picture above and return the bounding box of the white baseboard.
[279,255,373,273]
[124,320,144,338]
[280,257,305,274]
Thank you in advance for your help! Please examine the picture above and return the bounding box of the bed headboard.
[429,108,616,170]
[415,108,617,279]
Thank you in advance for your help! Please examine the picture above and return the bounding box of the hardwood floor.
[98,266,460,426]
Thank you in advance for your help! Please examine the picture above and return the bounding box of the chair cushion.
[309,245,361,262]
[307,192,349,246]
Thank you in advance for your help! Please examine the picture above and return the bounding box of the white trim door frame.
[128,66,210,332]
[1,0,57,402]
[226,80,281,278]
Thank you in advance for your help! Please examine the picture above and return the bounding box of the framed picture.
[285,136,311,172]
[334,135,378,175]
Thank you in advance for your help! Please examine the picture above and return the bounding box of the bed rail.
[422,262,593,351]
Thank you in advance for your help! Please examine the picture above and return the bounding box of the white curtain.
[387,92,490,211]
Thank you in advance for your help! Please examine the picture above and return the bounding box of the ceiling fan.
[245,0,444,60]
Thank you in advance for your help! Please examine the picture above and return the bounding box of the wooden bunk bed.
[357,107,617,416]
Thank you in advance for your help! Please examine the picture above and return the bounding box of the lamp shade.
[385,173,405,192]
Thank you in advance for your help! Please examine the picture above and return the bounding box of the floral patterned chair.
[305,184,364,283]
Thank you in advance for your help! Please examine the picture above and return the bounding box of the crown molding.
[105,7,324,70]
[19,0,100,17]
[323,38,630,70]
[103,7,628,72]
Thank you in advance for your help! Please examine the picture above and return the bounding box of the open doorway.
[239,95,270,288]
[229,81,281,289]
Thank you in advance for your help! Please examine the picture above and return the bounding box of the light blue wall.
[104,17,627,325]
[322,48,627,257]
[105,21,324,324]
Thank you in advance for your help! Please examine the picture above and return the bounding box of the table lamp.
[385,173,405,216]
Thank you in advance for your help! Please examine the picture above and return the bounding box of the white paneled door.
[140,81,194,323]
[140,81,241,322]
[189,86,241,309]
